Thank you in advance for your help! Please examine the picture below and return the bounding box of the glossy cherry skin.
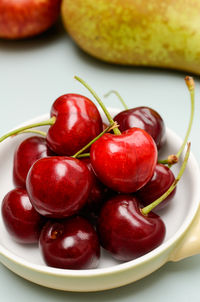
[114,107,165,150]
[39,216,100,269]
[13,136,54,188]
[79,158,113,226]
[26,156,92,218]
[91,128,157,193]
[137,164,176,210]
[47,94,103,155]
[1,188,44,244]
[98,195,166,261]
[81,158,111,213]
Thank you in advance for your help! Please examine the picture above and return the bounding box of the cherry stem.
[176,77,195,158]
[13,129,47,137]
[141,142,191,215]
[74,76,121,135]
[72,122,118,158]
[0,117,56,143]
[76,153,90,159]
[158,154,178,166]
[104,90,129,110]
[158,76,195,167]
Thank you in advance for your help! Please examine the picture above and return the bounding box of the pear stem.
[104,90,129,110]
[74,76,121,135]
[141,142,191,216]
[0,117,56,143]
[72,122,118,158]
[158,76,195,167]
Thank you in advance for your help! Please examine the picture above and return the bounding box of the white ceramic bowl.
[0,108,200,292]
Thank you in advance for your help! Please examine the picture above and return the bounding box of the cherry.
[26,156,92,218]
[78,157,114,226]
[75,76,157,194]
[98,195,166,261]
[138,76,194,210]
[80,158,111,213]
[1,188,44,244]
[98,143,190,261]
[50,93,94,117]
[0,93,103,156]
[114,107,165,150]
[39,216,100,269]
[91,128,157,193]
[46,93,103,155]
[136,164,176,210]
[13,136,54,188]
[105,90,165,150]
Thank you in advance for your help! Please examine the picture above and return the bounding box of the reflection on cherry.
[1,188,44,244]
[39,216,100,269]
[13,136,54,188]
[137,164,176,210]
[98,195,166,261]
[114,107,165,150]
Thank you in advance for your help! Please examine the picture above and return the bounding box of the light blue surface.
[0,22,200,301]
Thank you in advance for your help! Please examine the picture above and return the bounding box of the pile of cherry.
[0,76,194,270]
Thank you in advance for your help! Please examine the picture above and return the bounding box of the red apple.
[0,0,61,39]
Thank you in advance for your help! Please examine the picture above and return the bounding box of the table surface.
[0,22,200,302]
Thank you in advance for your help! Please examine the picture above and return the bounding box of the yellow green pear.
[61,0,200,74]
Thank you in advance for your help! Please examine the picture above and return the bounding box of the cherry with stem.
[137,76,195,209]
[75,76,158,194]
[141,142,190,215]
[74,76,121,136]
[72,122,119,159]
[98,143,190,261]
[0,93,104,156]
[104,89,165,150]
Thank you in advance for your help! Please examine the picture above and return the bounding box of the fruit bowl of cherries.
[0,76,200,292]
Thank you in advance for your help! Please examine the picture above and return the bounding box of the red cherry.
[1,188,44,244]
[91,128,157,193]
[81,158,111,213]
[47,94,103,155]
[13,136,54,188]
[39,216,100,269]
[79,158,114,226]
[114,107,165,150]
[98,195,166,261]
[26,156,92,218]
[137,164,176,210]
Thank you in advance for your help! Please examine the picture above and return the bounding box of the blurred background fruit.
[0,0,61,39]
[61,0,200,74]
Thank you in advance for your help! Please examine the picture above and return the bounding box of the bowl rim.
[0,109,200,278]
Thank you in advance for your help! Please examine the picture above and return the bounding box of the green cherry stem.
[76,153,90,159]
[104,90,129,110]
[14,129,47,137]
[72,122,118,158]
[142,142,191,216]
[74,76,121,135]
[158,76,195,166]
[176,77,195,159]
[0,117,56,143]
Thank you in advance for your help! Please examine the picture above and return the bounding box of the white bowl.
[0,108,200,292]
